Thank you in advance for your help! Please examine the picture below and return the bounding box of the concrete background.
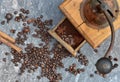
[0,0,120,82]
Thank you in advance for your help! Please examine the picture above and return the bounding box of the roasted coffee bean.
[22,23,26,26]
[94,49,98,53]
[20,8,26,13]
[40,15,43,18]
[3,58,6,62]
[108,56,112,60]
[94,71,98,74]
[22,27,30,34]
[10,29,16,33]
[72,63,76,68]
[1,21,5,25]
[90,74,94,77]
[14,11,18,15]
[37,76,41,79]
[114,58,118,61]
[15,80,19,82]
[15,16,20,22]
[25,10,30,14]
[5,52,9,55]
[77,69,81,73]
[65,68,69,71]
[0,41,2,45]
[113,63,118,68]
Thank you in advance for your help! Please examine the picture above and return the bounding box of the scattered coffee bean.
[3,58,6,62]
[113,63,118,68]
[1,21,5,25]
[25,10,30,14]
[37,76,41,79]
[23,23,26,26]
[90,74,94,77]
[114,58,118,61]
[14,16,20,22]
[94,49,98,53]
[10,29,16,33]
[5,52,9,56]
[108,56,112,60]
[15,80,19,82]
[14,11,18,15]
[0,41,2,45]
[94,71,99,74]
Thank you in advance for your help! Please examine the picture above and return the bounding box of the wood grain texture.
[0,30,15,43]
[48,17,86,56]
[59,0,83,27]
[59,0,120,48]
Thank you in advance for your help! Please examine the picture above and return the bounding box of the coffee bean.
[114,58,118,61]
[90,74,94,77]
[23,23,26,26]
[0,41,2,45]
[14,16,20,22]
[37,76,41,79]
[10,29,16,33]
[94,49,98,53]
[1,21,5,25]
[25,10,30,14]
[14,11,18,15]
[5,52,9,55]
[15,80,19,82]
[94,71,98,74]
[108,56,112,60]
[113,63,118,68]
[3,58,6,62]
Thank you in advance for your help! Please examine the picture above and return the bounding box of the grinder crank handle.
[97,0,115,57]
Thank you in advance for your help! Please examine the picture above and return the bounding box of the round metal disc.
[80,0,119,29]
[95,57,113,74]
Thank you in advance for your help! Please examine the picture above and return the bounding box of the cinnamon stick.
[0,36,22,53]
[0,30,15,43]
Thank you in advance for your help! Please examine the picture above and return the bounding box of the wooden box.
[48,17,86,56]
[59,0,120,48]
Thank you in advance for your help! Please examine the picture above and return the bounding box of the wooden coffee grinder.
[49,0,120,75]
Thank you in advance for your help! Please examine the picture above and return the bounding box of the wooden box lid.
[59,0,120,48]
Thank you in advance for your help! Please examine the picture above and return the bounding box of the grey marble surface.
[0,0,120,82]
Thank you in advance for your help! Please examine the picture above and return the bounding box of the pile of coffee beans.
[0,8,88,82]
[65,63,85,76]
[0,7,119,82]
[76,53,89,66]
